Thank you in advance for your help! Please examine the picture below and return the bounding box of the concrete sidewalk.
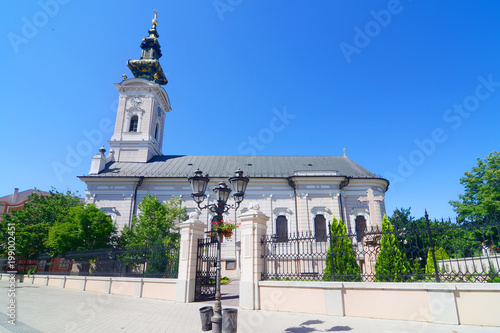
[0,279,497,333]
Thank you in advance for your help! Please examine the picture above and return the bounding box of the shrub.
[425,247,449,275]
[487,261,500,283]
[374,215,411,282]
[324,217,361,282]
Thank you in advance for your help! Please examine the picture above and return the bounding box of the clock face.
[157,107,162,117]
[131,97,143,107]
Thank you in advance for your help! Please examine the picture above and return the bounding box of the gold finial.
[122,74,128,80]
[343,148,346,157]
[152,10,158,28]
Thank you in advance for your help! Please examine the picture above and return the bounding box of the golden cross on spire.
[152,10,158,28]
[343,148,346,157]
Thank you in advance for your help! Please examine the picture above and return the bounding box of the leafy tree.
[0,189,81,258]
[374,215,411,282]
[145,242,168,277]
[45,204,117,255]
[390,208,426,262]
[121,195,186,247]
[450,151,500,224]
[324,216,361,281]
[390,208,480,265]
[390,208,415,230]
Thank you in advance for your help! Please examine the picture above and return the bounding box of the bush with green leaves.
[487,261,500,283]
[324,217,361,282]
[0,189,120,258]
[374,215,411,282]
[46,204,117,256]
[425,247,449,275]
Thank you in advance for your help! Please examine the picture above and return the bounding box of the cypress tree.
[374,215,411,282]
[425,247,449,275]
[324,217,361,281]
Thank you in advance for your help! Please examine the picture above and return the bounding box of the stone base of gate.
[176,215,206,303]
[238,203,269,310]
[176,204,270,306]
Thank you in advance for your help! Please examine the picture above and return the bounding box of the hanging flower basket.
[211,219,240,239]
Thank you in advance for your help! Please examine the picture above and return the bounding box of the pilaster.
[428,286,459,324]
[238,203,269,310]
[176,214,206,303]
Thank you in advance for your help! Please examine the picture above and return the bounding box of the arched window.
[129,115,139,132]
[155,123,159,141]
[276,215,288,242]
[314,214,327,242]
[355,215,367,243]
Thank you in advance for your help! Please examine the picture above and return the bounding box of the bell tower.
[108,10,171,163]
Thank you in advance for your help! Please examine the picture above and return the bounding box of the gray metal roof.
[87,155,384,179]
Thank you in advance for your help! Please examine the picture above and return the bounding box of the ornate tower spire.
[127,10,168,85]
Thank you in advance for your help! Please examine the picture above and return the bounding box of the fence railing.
[261,221,500,283]
[0,244,180,278]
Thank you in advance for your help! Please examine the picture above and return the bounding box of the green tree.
[45,204,117,255]
[121,195,186,247]
[390,208,427,264]
[0,189,81,258]
[324,216,361,281]
[374,215,411,282]
[389,208,476,265]
[425,247,449,275]
[450,151,500,224]
[145,242,168,277]
[390,208,415,230]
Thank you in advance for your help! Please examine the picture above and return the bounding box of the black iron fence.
[262,220,500,283]
[194,236,218,301]
[0,244,180,278]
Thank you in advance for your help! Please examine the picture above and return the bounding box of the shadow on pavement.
[284,319,352,332]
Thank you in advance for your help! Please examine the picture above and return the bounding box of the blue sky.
[1,1,499,220]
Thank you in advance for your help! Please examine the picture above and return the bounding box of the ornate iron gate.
[194,236,218,301]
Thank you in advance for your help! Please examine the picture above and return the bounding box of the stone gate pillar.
[238,202,269,310]
[176,212,206,303]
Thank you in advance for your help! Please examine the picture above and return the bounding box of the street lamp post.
[188,168,249,333]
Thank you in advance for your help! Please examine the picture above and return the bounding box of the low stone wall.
[437,254,500,275]
[258,281,500,326]
[0,274,177,301]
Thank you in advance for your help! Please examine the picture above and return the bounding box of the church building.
[79,15,389,277]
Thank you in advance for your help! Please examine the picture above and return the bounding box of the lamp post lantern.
[188,168,249,333]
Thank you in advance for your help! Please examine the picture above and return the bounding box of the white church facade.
[79,17,389,276]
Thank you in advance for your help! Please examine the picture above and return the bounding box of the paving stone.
[0,279,497,333]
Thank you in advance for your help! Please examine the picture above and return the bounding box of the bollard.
[222,308,238,333]
[199,306,214,331]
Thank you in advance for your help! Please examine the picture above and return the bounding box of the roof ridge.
[94,155,385,182]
